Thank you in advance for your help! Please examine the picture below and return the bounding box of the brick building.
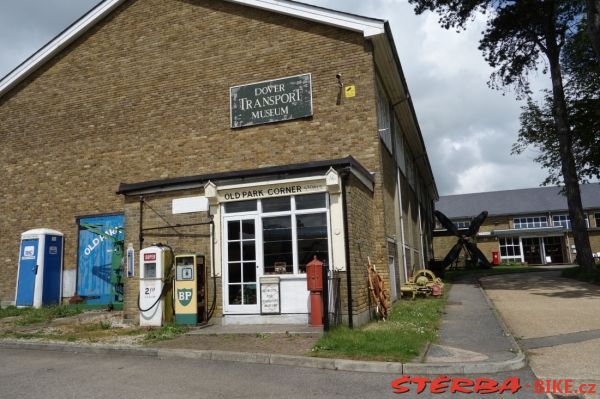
[434,185,600,265]
[0,0,437,326]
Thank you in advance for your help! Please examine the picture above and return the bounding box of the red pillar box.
[492,251,500,266]
[306,256,324,327]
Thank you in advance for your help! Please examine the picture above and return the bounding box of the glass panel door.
[223,216,260,314]
[543,236,565,264]
[522,237,542,265]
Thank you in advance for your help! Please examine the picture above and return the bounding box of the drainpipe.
[139,196,144,250]
[397,169,408,281]
[418,204,425,268]
[340,168,353,329]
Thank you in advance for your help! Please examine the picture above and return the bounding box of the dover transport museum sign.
[230,74,313,128]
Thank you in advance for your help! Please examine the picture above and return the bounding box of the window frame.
[499,236,522,262]
[222,194,331,276]
[513,216,549,229]
[552,214,571,229]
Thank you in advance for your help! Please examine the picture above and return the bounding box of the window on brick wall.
[376,79,393,155]
[393,116,406,174]
[499,237,522,262]
[453,220,470,229]
[513,216,548,229]
[552,214,589,229]
[552,214,571,229]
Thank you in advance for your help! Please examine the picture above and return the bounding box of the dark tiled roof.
[436,184,600,218]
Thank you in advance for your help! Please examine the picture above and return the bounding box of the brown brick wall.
[589,231,600,254]
[342,174,376,319]
[0,0,382,303]
[121,188,217,322]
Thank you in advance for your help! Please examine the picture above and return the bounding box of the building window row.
[513,216,548,229]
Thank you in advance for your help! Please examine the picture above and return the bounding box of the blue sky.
[0,0,553,195]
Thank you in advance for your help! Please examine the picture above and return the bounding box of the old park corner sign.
[230,74,313,128]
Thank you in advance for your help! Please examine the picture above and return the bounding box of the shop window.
[225,200,257,213]
[595,212,600,228]
[296,193,326,210]
[263,216,293,274]
[225,194,330,276]
[262,197,291,213]
[499,237,521,261]
[296,213,328,273]
[513,216,548,229]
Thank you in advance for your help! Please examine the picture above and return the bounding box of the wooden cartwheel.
[367,257,390,320]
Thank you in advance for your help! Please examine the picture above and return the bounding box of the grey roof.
[436,184,600,219]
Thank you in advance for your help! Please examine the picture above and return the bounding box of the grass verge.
[310,296,445,362]
[0,305,82,325]
[561,265,600,284]
[143,323,189,343]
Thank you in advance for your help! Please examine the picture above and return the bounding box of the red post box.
[492,251,500,266]
[306,256,323,326]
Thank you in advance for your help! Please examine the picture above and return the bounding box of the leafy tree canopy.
[514,22,600,185]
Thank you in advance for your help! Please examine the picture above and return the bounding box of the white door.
[223,216,261,314]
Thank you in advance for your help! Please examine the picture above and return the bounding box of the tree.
[408,0,596,271]
[514,20,600,185]
[589,0,600,60]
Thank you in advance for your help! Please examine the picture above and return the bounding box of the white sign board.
[172,196,209,214]
[260,277,281,315]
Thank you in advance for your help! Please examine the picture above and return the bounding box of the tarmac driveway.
[481,271,600,398]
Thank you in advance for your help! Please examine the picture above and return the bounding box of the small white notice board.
[260,276,281,315]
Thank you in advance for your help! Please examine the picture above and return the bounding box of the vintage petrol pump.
[173,253,206,325]
[139,245,174,326]
[306,256,324,327]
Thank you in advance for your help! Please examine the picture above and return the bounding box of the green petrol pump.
[173,254,206,325]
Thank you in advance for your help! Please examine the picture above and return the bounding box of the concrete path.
[424,275,519,364]
[481,271,600,399]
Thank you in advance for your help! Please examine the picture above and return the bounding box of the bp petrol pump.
[139,245,207,326]
[173,254,206,325]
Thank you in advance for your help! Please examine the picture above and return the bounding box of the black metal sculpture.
[435,210,492,270]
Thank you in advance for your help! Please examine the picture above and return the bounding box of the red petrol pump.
[306,256,324,327]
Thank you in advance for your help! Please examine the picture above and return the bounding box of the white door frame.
[222,214,262,314]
